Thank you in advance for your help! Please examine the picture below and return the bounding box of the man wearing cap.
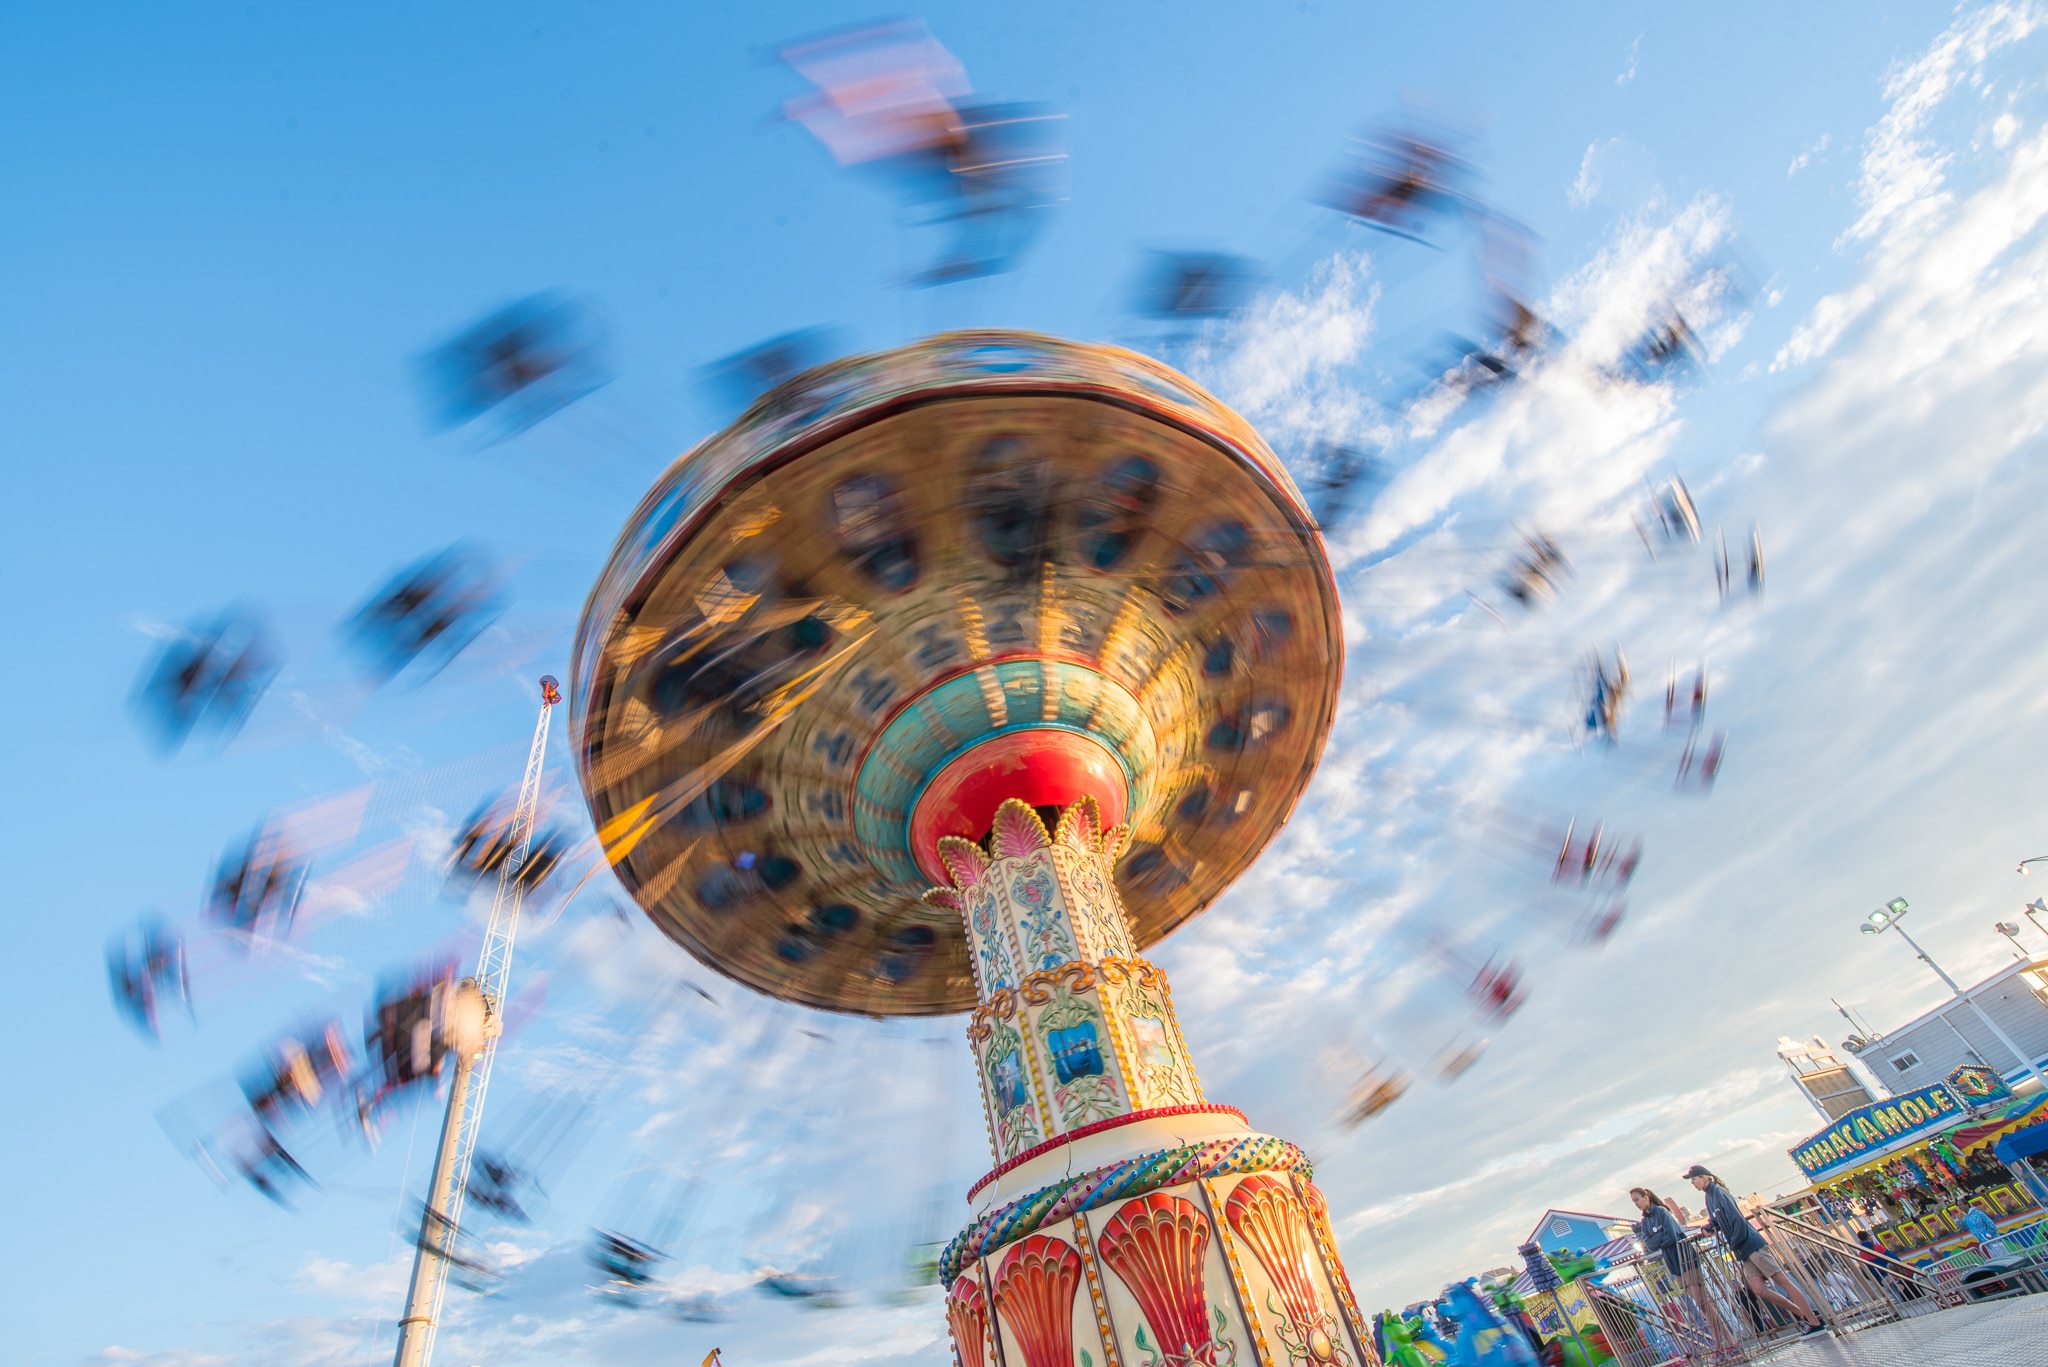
[1684,1165,1827,1338]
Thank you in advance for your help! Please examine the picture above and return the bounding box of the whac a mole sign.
[1789,1065,2008,1180]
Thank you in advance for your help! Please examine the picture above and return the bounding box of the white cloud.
[1569,140,1608,208]
[118,611,192,642]
[1779,118,2048,377]
[1776,2,2046,371]
[1616,34,1643,87]
[1568,138,1665,212]
[1332,194,1733,564]
[294,1253,410,1304]
[1788,132,1831,177]
[1841,1,2041,248]
[1189,251,1382,454]
[1337,1068,1782,1236]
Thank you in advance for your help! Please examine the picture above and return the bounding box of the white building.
[1840,958,2048,1092]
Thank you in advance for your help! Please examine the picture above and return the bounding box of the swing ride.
[570,330,1375,1364]
[571,331,1342,1015]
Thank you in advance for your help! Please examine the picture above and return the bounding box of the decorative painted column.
[926,796,1379,1367]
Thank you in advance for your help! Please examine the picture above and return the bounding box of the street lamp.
[1995,921,2029,957]
[2019,857,2048,875]
[1861,897,2047,1088]
[2025,898,2048,940]
[1859,897,1911,935]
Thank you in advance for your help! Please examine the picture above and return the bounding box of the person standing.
[1631,1186,1732,1360]
[1684,1165,1827,1338]
[1960,1203,2003,1258]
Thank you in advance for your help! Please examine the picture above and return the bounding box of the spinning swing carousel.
[571,330,1372,1366]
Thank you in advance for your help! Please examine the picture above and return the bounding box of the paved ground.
[1753,1294,2048,1367]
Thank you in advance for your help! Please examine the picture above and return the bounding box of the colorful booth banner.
[1789,1080,1967,1179]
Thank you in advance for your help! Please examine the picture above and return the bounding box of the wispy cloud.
[85,1350,232,1367]
[1337,1068,1781,1235]
[1776,1,2045,371]
[1570,141,1607,208]
[1787,132,1831,177]
[1616,34,1643,87]
[1189,250,1384,456]
[1158,0,2048,1315]
[293,1254,410,1305]
[1843,1,2042,247]
[118,611,191,643]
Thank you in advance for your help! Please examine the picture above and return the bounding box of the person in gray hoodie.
[1631,1186,1732,1359]
[1684,1165,1826,1337]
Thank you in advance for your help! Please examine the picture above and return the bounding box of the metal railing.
[1911,1213,2048,1301]
[1584,1276,1707,1367]
[1582,1212,1955,1365]
[1759,1211,1949,1321]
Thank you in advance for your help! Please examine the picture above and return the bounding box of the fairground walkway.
[1754,1293,2047,1367]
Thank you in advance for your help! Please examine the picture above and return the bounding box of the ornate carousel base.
[926,799,1378,1367]
[942,1129,1374,1367]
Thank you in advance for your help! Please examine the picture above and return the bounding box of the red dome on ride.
[909,730,1129,885]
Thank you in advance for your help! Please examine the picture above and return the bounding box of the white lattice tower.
[393,677,557,1367]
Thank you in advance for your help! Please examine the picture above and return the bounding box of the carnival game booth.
[1786,1066,2045,1264]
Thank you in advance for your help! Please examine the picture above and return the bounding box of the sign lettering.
[1789,1080,1970,1180]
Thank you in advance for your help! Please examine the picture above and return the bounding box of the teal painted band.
[851,658,1156,880]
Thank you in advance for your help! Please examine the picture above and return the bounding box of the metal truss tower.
[392,675,560,1367]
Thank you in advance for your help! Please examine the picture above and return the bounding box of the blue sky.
[11,2,2048,1364]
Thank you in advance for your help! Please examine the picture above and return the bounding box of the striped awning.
[1950,1093,2048,1152]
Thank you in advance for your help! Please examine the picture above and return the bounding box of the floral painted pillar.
[923,797,1202,1158]
[927,797,1380,1367]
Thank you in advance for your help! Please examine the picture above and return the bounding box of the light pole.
[2016,855,2048,934]
[1862,898,2047,1089]
[1996,921,2029,958]
[2025,898,2048,940]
